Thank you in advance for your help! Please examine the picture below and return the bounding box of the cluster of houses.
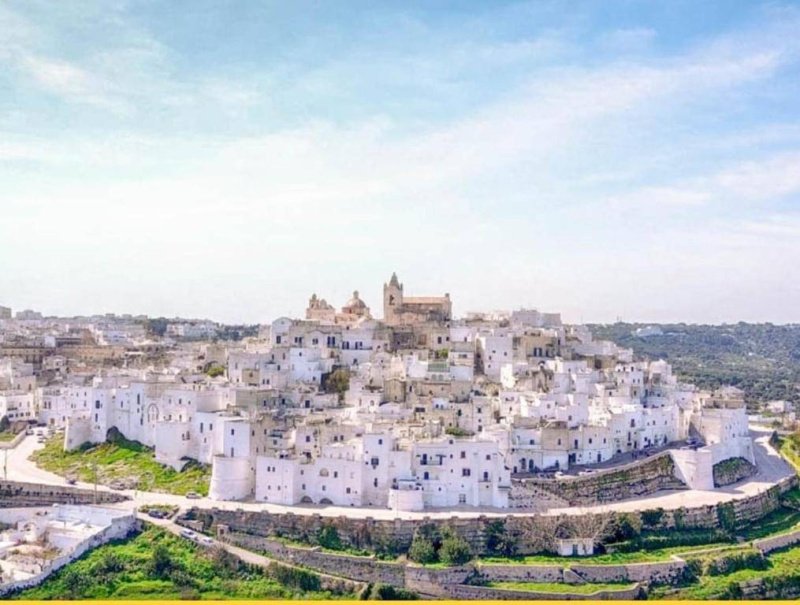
[0,274,756,511]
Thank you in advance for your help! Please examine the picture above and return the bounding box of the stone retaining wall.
[224,531,406,587]
[0,480,129,507]
[442,583,644,600]
[754,528,800,554]
[512,452,686,506]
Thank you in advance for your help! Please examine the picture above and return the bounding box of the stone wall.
[223,531,406,587]
[512,452,686,506]
[472,559,686,586]
[442,583,644,600]
[754,528,800,554]
[0,480,129,507]
[180,475,799,565]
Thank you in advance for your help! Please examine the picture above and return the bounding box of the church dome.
[346,290,367,309]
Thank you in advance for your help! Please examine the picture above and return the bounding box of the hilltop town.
[1,274,800,600]
[0,274,757,510]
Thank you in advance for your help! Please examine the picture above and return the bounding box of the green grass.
[30,435,211,496]
[487,581,636,594]
[775,432,800,473]
[11,525,355,600]
[653,543,800,600]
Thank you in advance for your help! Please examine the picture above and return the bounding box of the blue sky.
[2,1,800,324]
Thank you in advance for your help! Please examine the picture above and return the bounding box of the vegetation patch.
[588,323,800,408]
[10,525,353,600]
[30,434,210,496]
[653,542,800,599]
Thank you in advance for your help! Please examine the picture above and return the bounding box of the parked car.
[66,477,77,485]
[25,429,33,436]
[185,491,201,499]
[147,509,168,519]
[180,529,195,539]
[201,536,214,546]
[110,481,126,490]
[37,437,46,444]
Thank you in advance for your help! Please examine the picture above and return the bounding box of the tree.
[0,415,9,433]
[408,532,437,564]
[326,369,350,403]
[484,519,517,557]
[565,510,615,548]
[516,515,563,554]
[438,529,472,566]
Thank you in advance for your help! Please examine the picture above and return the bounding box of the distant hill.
[588,323,800,408]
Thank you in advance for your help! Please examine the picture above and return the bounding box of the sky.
[2,0,800,325]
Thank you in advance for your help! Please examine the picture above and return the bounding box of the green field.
[11,525,354,600]
[30,435,211,496]
[487,580,636,594]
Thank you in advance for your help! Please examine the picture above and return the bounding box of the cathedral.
[383,272,452,325]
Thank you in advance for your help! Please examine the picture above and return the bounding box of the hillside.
[588,323,800,408]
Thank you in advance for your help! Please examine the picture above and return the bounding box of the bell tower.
[383,272,403,323]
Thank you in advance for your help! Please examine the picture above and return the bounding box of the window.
[462,468,471,477]
[460,451,466,459]
[370,457,379,466]
[458,494,467,504]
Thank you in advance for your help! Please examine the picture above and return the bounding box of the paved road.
[4,427,794,520]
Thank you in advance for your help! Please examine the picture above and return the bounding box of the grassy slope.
[12,525,352,600]
[30,435,210,496]
[653,544,800,599]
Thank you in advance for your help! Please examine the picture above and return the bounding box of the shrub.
[439,529,472,566]
[641,508,665,528]
[206,365,224,378]
[408,533,437,564]
[706,550,767,576]
[369,583,419,600]
[611,513,642,541]
[445,426,474,437]
[317,524,343,551]
[150,543,174,578]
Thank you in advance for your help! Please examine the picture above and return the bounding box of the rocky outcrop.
[713,457,757,487]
